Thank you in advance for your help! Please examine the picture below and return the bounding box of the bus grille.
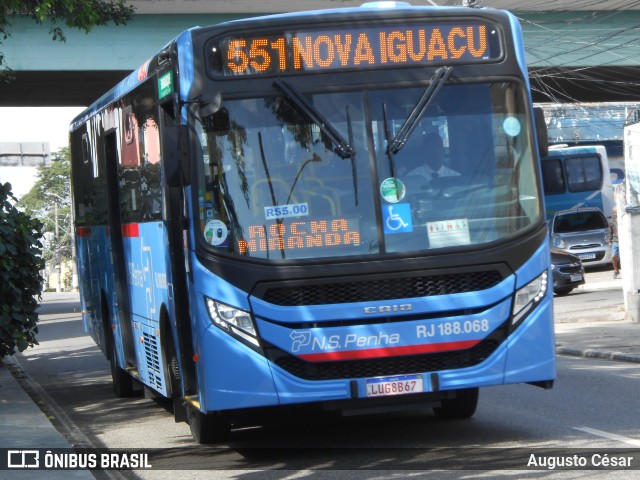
[266,337,503,381]
[143,332,164,391]
[261,270,503,306]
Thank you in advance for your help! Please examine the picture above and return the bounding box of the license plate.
[366,374,423,397]
[570,274,583,282]
[577,253,596,260]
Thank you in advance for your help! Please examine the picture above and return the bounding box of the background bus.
[70,2,555,444]
[541,144,615,219]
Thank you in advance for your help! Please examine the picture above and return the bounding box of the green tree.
[0,183,44,358]
[1,0,135,72]
[18,148,72,273]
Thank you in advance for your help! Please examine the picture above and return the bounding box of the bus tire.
[104,306,136,398]
[165,331,187,422]
[433,388,479,419]
[108,334,136,397]
[187,407,230,444]
[167,339,181,397]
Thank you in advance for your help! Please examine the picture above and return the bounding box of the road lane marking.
[574,427,640,447]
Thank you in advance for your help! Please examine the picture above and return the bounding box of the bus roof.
[70,3,515,133]
[543,144,607,158]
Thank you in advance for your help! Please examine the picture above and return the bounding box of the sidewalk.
[0,292,94,478]
[0,356,94,478]
[0,282,639,472]
[0,356,76,449]
[555,321,640,363]
[554,267,640,363]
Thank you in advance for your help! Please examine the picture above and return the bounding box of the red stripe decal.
[297,339,481,362]
[121,223,140,238]
[76,226,92,237]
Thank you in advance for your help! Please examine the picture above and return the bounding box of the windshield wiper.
[273,79,355,159]
[387,66,453,155]
[346,105,358,206]
[382,101,400,202]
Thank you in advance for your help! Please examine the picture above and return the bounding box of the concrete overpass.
[3,0,640,106]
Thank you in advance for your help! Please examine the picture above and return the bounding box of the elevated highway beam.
[3,3,640,105]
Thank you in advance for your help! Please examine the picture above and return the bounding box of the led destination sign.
[210,22,501,77]
[236,218,361,255]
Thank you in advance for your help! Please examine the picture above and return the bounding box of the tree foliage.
[1,0,135,71]
[0,183,44,358]
[18,148,73,265]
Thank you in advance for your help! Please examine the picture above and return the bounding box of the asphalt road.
[12,269,639,478]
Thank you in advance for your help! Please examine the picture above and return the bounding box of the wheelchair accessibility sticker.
[383,203,413,234]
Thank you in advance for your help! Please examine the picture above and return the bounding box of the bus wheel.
[165,335,187,422]
[187,407,230,444]
[433,388,479,419]
[106,324,136,398]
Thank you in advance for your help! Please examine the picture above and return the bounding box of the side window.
[118,81,163,224]
[541,159,565,194]
[71,132,92,226]
[82,134,91,164]
[565,155,602,192]
[71,124,108,227]
[141,119,162,220]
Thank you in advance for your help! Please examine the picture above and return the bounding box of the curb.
[3,355,96,448]
[3,355,127,480]
[557,347,640,363]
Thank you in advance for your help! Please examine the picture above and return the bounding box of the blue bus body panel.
[77,222,173,396]
[514,240,551,289]
[76,226,111,343]
[194,303,553,410]
[254,299,511,361]
[76,227,125,368]
[190,242,554,412]
[175,30,195,104]
[121,221,171,396]
[503,297,555,384]
[191,254,253,310]
[191,296,280,410]
[121,222,170,323]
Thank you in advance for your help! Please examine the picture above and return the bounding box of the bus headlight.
[205,298,259,346]
[511,271,548,328]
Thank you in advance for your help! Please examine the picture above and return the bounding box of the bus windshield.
[195,81,541,260]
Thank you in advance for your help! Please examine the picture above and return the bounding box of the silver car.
[549,207,612,267]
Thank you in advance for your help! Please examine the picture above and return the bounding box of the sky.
[0,107,85,152]
[0,107,85,199]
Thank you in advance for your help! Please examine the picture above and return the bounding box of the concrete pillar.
[620,182,640,321]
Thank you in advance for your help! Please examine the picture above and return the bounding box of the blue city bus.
[541,144,615,219]
[70,2,555,444]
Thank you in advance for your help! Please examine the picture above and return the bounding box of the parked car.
[549,207,612,267]
[550,248,585,295]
